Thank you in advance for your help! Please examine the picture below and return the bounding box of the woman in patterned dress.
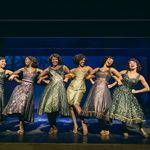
[3,56,43,135]
[81,56,122,136]
[0,57,18,122]
[38,53,70,134]
[65,54,93,135]
[110,58,150,138]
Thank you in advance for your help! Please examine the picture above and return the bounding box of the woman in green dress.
[65,54,93,135]
[110,58,150,138]
[38,53,70,134]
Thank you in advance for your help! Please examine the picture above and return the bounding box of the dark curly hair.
[72,54,87,65]
[48,53,62,65]
[26,56,38,68]
[127,58,141,73]
[0,57,5,61]
[101,56,114,67]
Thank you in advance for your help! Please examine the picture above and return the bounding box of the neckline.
[99,68,110,73]
[50,65,62,71]
[126,72,140,80]
[25,68,36,74]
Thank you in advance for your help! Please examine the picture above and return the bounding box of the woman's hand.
[8,74,18,80]
[37,77,43,84]
[117,80,123,86]
[63,78,68,83]
[131,89,137,94]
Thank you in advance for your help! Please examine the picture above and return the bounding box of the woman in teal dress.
[110,58,150,138]
[38,53,70,134]
[0,57,19,122]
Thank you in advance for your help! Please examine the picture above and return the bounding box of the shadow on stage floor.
[0,114,150,150]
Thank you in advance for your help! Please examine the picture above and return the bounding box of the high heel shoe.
[49,127,54,134]
[72,125,78,134]
[140,128,149,138]
[100,130,105,136]
[105,130,110,136]
[17,130,24,135]
[53,126,58,134]
[123,132,129,138]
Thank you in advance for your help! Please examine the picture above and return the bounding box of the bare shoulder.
[86,66,93,70]
[18,67,25,72]
[5,69,12,75]
[70,68,76,73]
[37,68,43,73]
[139,74,144,80]
[63,65,68,69]
[120,70,127,75]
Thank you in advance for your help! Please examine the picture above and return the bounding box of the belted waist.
[22,79,33,83]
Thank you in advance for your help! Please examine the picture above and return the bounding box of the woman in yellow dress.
[65,54,93,135]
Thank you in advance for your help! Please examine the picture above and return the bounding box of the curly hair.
[101,56,114,67]
[48,53,62,65]
[72,54,87,65]
[26,56,38,68]
[127,58,141,73]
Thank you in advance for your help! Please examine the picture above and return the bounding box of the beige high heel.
[105,130,110,136]
[123,132,129,138]
[53,126,58,134]
[72,125,78,134]
[140,128,149,138]
[17,130,24,135]
[100,130,106,136]
[49,127,54,134]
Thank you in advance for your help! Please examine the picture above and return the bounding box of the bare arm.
[12,68,24,75]
[64,68,75,80]
[108,70,126,88]
[63,65,70,74]
[39,68,49,77]
[132,75,150,94]
[6,69,22,83]
[8,68,24,80]
[5,70,13,76]
[37,68,50,84]
[86,67,98,80]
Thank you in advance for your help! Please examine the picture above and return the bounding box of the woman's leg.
[52,112,58,134]
[138,123,149,138]
[73,104,88,135]
[122,122,128,137]
[47,113,54,134]
[18,114,25,135]
[99,117,110,136]
[70,106,78,133]
[80,115,88,136]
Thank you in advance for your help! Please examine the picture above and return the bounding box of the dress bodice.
[122,71,140,89]
[22,68,37,82]
[95,70,111,82]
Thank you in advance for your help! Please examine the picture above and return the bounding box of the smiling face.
[51,56,59,66]
[128,60,137,71]
[79,58,86,67]
[105,57,114,67]
[0,58,6,68]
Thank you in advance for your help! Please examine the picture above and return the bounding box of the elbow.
[120,76,123,80]
[146,87,150,92]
